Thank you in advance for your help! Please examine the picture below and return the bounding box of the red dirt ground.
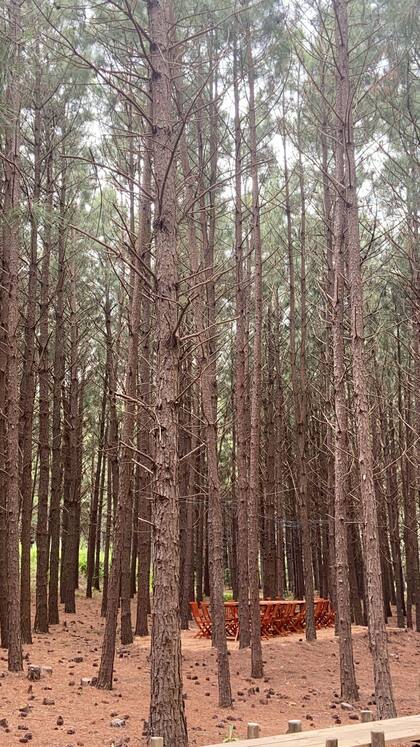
[1,595,419,746]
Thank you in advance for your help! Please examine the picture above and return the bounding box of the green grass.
[27,543,105,581]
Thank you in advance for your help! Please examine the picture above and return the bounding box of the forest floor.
[0,595,419,747]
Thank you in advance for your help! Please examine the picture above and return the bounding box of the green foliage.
[28,544,104,583]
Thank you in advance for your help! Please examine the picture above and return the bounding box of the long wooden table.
[203,714,420,747]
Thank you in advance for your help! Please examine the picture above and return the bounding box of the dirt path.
[1,595,419,746]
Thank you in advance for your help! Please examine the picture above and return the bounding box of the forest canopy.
[0,0,418,743]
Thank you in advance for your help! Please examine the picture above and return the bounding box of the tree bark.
[135,143,152,637]
[296,95,316,642]
[333,0,396,718]
[331,62,358,696]
[3,0,23,671]
[246,21,264,678]
[61,269,79,614]
[19,58,41,644]
[48,153,67,625]
[34,141,53,634]
[147,1,187,742]
[86,374,107,598]
[233,29,251,648]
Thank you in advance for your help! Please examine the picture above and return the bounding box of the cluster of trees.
[0,0,418,743]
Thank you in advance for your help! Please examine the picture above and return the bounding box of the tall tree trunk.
[331,64,358,696]
[19,59,41,644]
[0,191,9,650]
[86,375,107,598]
[320,58,337,616]
[34,142,53,634]
[101,450,113,618]
[120,479,134,644]
[94,423,107,592]
[246,21,264,678]
[296,97,316,642]
[135,143,152,637]
[263,310,277,599]
[147,1,187,742]
[61,269,79,614]
[233,29,250,648]
[385,410,405,628]
[3,0,23,671]
[333,0,396,718]
[48,155,67,625]
[74,377,84,592]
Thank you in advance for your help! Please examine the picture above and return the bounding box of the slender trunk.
[0,208,9,649]
[62,270,79,614]
[147,1,187,742]
[86,376,107,597]
[19,60,41,644]
[263,310,277,598]
[74,378,84,592]
[320,59,337,616]
[131,481,139,597]
[48,155,67,625]
[331,63,358,695]
[333,0,396,718]
[233,30,250,648]
[135,144,152,636]
[101,451,113,618]
[296,96,316,642]
[179,367,194,630]
[34,143,53,634]
[94,424,107,592]
[385,410,405,628]
[3,0,23,670]
[246,23,264,678]
[120,490,134,644]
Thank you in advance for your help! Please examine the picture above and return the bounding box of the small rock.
[80,678,92,687]
[341,702,354,711]
[41,666,53,675]
[42,698,55,706]
[0,718,8,728]
[57,716,64,726]
[74,657,84,663]
[349,714,359,720]
[110,719,126,728]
